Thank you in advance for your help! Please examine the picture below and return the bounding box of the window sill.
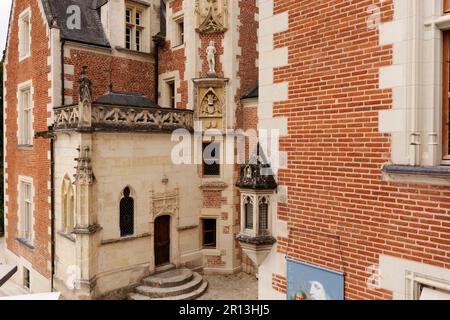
[200,180,228,190]
[382,165,450,186]
[434,14,450,30]
[202,248,220,256]
[172,44,185,50]
[101,233,151,245]
[17,144,33,151]
[16,238,34,250]
[57,231,75,242]
[115,46,152,57]
[18,54,31,63]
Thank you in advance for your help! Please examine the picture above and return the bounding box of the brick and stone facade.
[258,0,450,300]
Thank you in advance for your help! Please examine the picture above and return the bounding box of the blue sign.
[286,259,344,300]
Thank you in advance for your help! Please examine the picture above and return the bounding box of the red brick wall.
[4,0,52,278]
[270,0,450,300]
[64,48,154,104]
[202,190,223,208]
[158,0,188,109]
[237,0,258,101]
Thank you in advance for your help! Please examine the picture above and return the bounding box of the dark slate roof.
[236,150,277,190]
[42,0,110,48]
[95,90,158,108]
[241,84,259,100]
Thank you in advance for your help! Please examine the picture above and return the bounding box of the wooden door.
[154,215,171,266]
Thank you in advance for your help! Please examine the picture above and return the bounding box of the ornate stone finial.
[206,41,217,76]
[236,147,277,190]
[78,66,92,104]
[74,145,94,185]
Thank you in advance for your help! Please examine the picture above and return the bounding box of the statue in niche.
[206,41,217,76]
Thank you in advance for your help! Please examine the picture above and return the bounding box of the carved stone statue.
[206,41,217,75]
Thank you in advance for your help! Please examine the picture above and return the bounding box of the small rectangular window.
[136,11,142,26]
[23,267,30,289]
[19,87,32,146]
[203,142,220,176]
[168,81,176,108]
[19,180,32,242]
[125,28,132,50]
[173,16,184,47]
[125,3,146,52]
[202,219,216,248]
[19,11,31,59]
[126,8,132,23]
[136,30,141,51]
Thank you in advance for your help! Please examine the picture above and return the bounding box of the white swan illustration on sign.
[309,281,330,300]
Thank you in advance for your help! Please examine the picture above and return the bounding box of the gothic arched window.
[61,175,75,233]
[259,197,269,231]
[120,187,134,237]
[245,196,254,230]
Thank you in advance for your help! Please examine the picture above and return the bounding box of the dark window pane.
[202,219,216,248]
[120,187,134,237]
[259,200,268,231]
[245,201,253,229]
[203,143,220,176]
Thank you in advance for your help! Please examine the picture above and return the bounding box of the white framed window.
[240,194,273,237]
[406,271,450,300]
[18,8,31,60]
[125,2,146,52]
[18,81,33,146]
[172,14,184,48]
[18,176,34,243]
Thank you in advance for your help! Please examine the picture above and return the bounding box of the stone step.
[143,268,193,288]
[135,273,204,299]
[129,280,208,301]
[155,264,176,274]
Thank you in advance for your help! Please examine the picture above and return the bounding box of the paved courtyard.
[198,272,258,300]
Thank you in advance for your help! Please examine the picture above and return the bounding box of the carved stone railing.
[54,104,194,133]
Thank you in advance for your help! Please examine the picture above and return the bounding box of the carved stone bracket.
[195,0,228,33]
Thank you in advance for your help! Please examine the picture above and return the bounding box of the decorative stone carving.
[74,146,94,186]
[78,66,92,128]
[150,189,179,218]
[193,78,229,131]
[206,41,217,76]
[200,87,222,117]
[195,0,228,33]
[54,104,194,132]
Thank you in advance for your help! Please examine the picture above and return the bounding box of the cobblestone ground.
[198,272,258,300]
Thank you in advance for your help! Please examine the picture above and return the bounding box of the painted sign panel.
[286,259,344,300]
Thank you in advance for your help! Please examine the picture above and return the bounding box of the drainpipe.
[409,0,422,166]
[61,40,66,106]
[153,34,165,105]
[50,133,55,291]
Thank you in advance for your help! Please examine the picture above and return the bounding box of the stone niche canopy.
[195,0,228,33]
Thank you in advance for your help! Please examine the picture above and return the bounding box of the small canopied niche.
[236,149,277,267]
[195,0,228,34]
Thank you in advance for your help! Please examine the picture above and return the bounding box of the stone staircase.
[128,265,208,300]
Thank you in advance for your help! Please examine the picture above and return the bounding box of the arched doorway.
[154,215,171,266]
